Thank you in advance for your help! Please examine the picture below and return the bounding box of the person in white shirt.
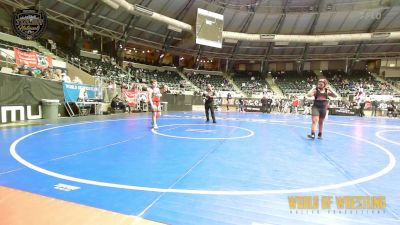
[107,81,116,101]
[379,101,388,115]
[148,80,168,129]
[355,88,366,117]
[78,87,88,102]
[72,76,83,84]
[62,72,71,82]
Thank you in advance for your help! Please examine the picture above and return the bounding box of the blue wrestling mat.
[1,112,399,225]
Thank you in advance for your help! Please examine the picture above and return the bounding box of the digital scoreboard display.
[196,8,224,48]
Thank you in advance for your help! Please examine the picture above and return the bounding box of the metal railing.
[0,49,16,68]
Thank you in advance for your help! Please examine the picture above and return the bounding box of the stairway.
[222,72,246,97]
[371,72,400,94]
[176,70,200,92]
[266,76,284,98]
[35,43,95,85]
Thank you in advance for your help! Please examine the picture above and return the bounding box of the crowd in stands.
[0,39,39,52]
[37,38,195,93]
[38,38,136,86]
[0,39,83,83]
[323,70,397,97]
[70,56,126,83]
[8,63,78,82]
[187,72,235,92]
[386,77,400,89]
[74,55,191,94]
[273,71,317,98]
[232,72,269,96]
[126,64,191,93]
[1,34,399,118]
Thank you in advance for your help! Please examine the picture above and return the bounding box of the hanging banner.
[63,82,98,103]
[122,89,148,108]
[14,48,52,69]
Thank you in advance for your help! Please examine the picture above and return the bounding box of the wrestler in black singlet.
[312,88,328,118]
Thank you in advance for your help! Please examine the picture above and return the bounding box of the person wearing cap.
[306,79,337,139]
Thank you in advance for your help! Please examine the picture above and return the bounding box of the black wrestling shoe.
[307,134,315,139]
[317,133,322,139]
[213,121,216,123]
[206,119,210,122]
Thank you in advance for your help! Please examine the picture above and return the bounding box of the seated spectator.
[379,101,388,115]
[111,95,129,112]
[12,64,19,74]
[62,72,71,82]
[387,101,397,117]
[52,69,63,81]
[31,68,43,77]
[18,63,34,76]
[72,76,83,84]
[41,68,51,79]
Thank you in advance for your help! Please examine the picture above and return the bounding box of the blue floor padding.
[1,112,399,224]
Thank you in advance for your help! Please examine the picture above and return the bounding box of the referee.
[203,84,216,123]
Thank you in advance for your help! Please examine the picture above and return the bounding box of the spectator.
[387,101,397,117]
[62,73,71,82]
[11,64,19,74]
[18,63,34,76]
[41,68,51,79]
[72,76,83,84]
[261,96,267,113]
[371,98,378,117]
[227,92,232,111]
[111,94,129,112]
[107,81,116,101]
[355,89,366,117]
[238,96,244,112]
[379,101,388,116]
[292,96,300,114]
[53,69,62,81]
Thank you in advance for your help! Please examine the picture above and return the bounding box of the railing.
[0,49,16,68]
[0,42,37,52]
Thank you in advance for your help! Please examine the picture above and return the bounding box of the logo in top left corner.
[12,8,47,40]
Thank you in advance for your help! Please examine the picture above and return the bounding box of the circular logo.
[12,9,47,40]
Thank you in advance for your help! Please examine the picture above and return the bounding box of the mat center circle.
[151,124,255,140]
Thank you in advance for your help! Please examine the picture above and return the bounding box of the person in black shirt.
[203,84,216,123]
[227,92,232,111]
[307,79,337,139]
[18,63,34,77]
[387,101,397,117]
[266,97,273,113]
[111,95,129,112]
[238,96,244,112]
[371,98,378,117]
[261,96,267,113]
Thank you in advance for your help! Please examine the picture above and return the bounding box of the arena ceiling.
[2,0,400,61]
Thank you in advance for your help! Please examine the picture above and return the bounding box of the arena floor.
[1,112,399,225]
